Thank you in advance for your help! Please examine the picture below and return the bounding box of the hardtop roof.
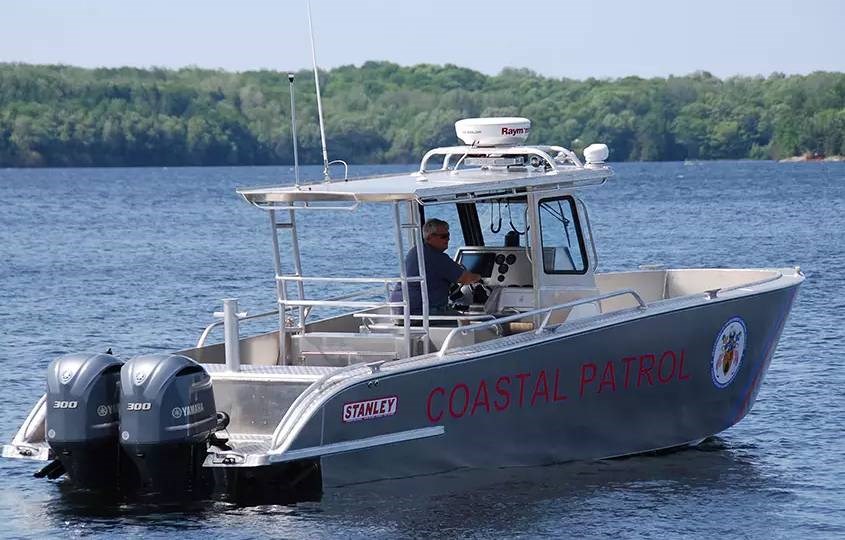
[238,163,613,207]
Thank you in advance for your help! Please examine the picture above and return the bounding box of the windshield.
[477,198,530,248]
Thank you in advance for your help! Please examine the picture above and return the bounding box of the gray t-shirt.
[390,243,464,314]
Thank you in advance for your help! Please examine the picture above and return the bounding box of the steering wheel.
[448,281,492,311]
[469,282,490,304]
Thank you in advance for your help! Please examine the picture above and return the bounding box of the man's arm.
[438,251,481,286]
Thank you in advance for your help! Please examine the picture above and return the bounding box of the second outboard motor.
[45,352,123,490]
[119,354,217,497]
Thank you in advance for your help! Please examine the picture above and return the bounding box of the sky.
[2,0,844,80]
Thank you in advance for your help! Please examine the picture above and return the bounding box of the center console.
[455,247,533,288]
[454,247,536,313]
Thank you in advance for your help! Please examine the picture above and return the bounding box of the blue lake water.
[0,161,843,538]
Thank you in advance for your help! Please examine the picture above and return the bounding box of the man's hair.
[423,218,449,239]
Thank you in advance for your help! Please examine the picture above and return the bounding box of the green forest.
[1,62,844,167]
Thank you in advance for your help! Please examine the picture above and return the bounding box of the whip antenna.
[306,0,331,182]
[288,73,301,188]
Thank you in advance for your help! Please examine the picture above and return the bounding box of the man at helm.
[390,218,481,316]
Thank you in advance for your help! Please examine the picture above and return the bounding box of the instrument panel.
[455,247,533,287]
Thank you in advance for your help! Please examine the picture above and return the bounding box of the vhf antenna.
[287,73,300,188]
[306,0,331,182]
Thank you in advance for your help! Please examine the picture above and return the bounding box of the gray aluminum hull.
[270,284,799,487]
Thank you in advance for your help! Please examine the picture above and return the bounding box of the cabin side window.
[538,196,588,274]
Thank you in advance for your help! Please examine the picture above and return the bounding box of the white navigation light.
[455,117,531,146]
[583,143,609,165]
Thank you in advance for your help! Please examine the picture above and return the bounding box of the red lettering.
[553,368,568,402]
[515,372,531,407]
[343,406,351,421]
[658,350,676,383]
[598,360,617,393]
[580,363,597,397]
[637,354,656,387]
[494,376,511,411]
[365,402,375,415]
[622,356,636,389]
[471,380,491,415]
[678,349,691,380]
[531,370,550,406]
[426,387,444,422]
[449,383,470,418]
[427,348,690,421]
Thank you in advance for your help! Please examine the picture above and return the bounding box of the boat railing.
[196,309,279,348]
[353,311,497,327]
[417,144,583,174]
[704,271,785,299]
[437,288,647,357]
[195,285,392,348]
[277,276,422,310]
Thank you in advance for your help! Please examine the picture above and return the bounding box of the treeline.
[1,62,844,167]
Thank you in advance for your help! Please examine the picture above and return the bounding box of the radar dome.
[455,117,531,146]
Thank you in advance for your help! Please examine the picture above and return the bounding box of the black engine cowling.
[119,354,217,496]
[45,352,123,489]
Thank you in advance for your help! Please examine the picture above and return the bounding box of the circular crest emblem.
[171,407,183,419]
[121,431,130,441]
[96,405,109,417]
[711,317,747,388]
[47,429,55,439]
[60,368,75,385]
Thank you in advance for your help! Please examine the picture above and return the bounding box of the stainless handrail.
[437,289,646,357]
[352,312,496,322]
[548,145,583,167]
[195,286,388,348]
[705,271,784,299]
[196,309,279,348]
[277,276,424,284]
[282,299,406,308]
[418,145,561,174]
[328,159,349,180]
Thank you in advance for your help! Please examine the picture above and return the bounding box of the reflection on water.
[311,438,782,538]
[16,437,789,539]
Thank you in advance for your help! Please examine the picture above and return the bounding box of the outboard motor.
[45,352,123,490]
[119,354,217,497]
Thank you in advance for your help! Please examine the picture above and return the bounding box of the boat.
[2,117,803,502]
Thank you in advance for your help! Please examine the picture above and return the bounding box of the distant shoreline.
[2,63,844,167]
